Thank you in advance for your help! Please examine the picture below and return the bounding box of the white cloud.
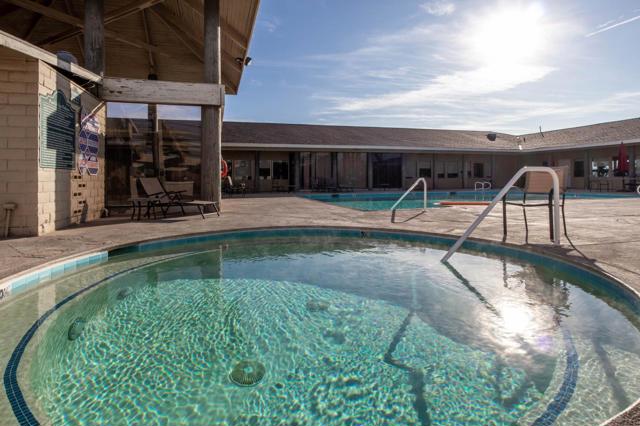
[421,1,456,16]
[259,17,281,33]
[331,64,555,112]
[586,14,640,37]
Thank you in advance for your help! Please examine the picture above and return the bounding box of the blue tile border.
[2,226,637,425]
[3,253,189,426]
[532,328,579,426]
[0,252,108,302]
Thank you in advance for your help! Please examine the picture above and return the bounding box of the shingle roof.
[518,118,640,150]
[222,118,640,152]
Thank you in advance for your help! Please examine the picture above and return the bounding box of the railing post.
[442,167,560,262]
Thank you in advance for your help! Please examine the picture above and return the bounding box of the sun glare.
[468,3,547,65]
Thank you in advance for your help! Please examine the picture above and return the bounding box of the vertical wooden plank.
[201,0,222,209]
[84,0,104,75]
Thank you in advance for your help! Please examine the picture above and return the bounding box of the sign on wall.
[39,90,76,169]
[78,112,100,176]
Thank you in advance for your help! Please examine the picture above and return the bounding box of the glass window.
[160,119,201,198]
[592,159,610,177]
[106,115,154,205]
[573,160,585,178]
[418,167,431,178]
[372,153,401,188]
[436,162,445,179]
[473,163,484,178]
[106,103,203,206]
[259,160,271,180]
[446,161,459,178]
[337,152,367,188]
[273,161,289,180]
[234,160,251,181]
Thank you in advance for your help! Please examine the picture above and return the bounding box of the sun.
[466,3,547,66]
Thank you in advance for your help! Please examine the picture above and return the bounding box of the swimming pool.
[304,190,637,211]
[1,228,640,425]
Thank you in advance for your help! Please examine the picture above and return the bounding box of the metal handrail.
[442,167,560,262]
[474,181,491,191]
[390,177,427,220]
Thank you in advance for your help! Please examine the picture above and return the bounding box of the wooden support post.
[84,0,104,75]
[201,0,222,210]
[149,103,160,176]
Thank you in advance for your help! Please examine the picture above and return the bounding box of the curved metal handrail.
[442,167,560,262]
[390,177,427,221]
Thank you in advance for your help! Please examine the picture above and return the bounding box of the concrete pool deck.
[1,195,640,424]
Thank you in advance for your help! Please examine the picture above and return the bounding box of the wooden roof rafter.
[0,0,260,92]
[180,0,249,52]
[37,0,165,47]
[3,0,167,55]
[149,3,238,93]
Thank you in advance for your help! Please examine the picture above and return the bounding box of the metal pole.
[442,167,560,263]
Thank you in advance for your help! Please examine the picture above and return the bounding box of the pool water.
[3,231,640,425]
[303,190,637,211]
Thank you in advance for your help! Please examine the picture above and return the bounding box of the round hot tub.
[2,228,640,425]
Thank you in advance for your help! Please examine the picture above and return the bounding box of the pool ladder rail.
[390,177,428,223]
[474,181,492,191]
[442,167,561,263]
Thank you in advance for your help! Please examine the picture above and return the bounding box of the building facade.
[104,117,640,207]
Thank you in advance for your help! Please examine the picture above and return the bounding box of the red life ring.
[221,159,229,178]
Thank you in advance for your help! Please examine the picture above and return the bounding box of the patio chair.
[129,177,163,220]
[502,166,568,242]
[139,177,220,219]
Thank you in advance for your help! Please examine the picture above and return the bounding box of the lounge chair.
[129,177,163,220]
[502,166,568,242]
[223,176,247,197]
[139,177,220,219]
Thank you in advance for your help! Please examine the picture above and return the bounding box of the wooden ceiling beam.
[150,5,242,73]
[38,0,165,47]
[61,0,83,61]
[149,5,237,93]
[180,0,248,51]
[23,0,56,41]
[3,0,167,55]
[141,9,156,75]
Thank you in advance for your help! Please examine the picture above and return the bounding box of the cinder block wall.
[37,61,105,234]
[0,47,39,237]
[0,47,105,237]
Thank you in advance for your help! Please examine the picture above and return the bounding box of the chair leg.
[213,202,220,217]
[130,201,136,221]
[198,205,205,219]
[523,206,529,243]
[548,201,554,241]
[137,202,142,221]
[502,198,507,238]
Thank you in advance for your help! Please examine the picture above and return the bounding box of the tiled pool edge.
[1,226,639,425]
[0,251,108,302]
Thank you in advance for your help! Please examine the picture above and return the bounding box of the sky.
[222,0,640,134]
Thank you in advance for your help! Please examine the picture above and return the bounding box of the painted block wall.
[0,47,39,237]
[37,61,106,234]
[0,47,105,237]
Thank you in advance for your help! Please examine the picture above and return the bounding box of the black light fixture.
[486,133,497,141]
[235,56,252,66]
